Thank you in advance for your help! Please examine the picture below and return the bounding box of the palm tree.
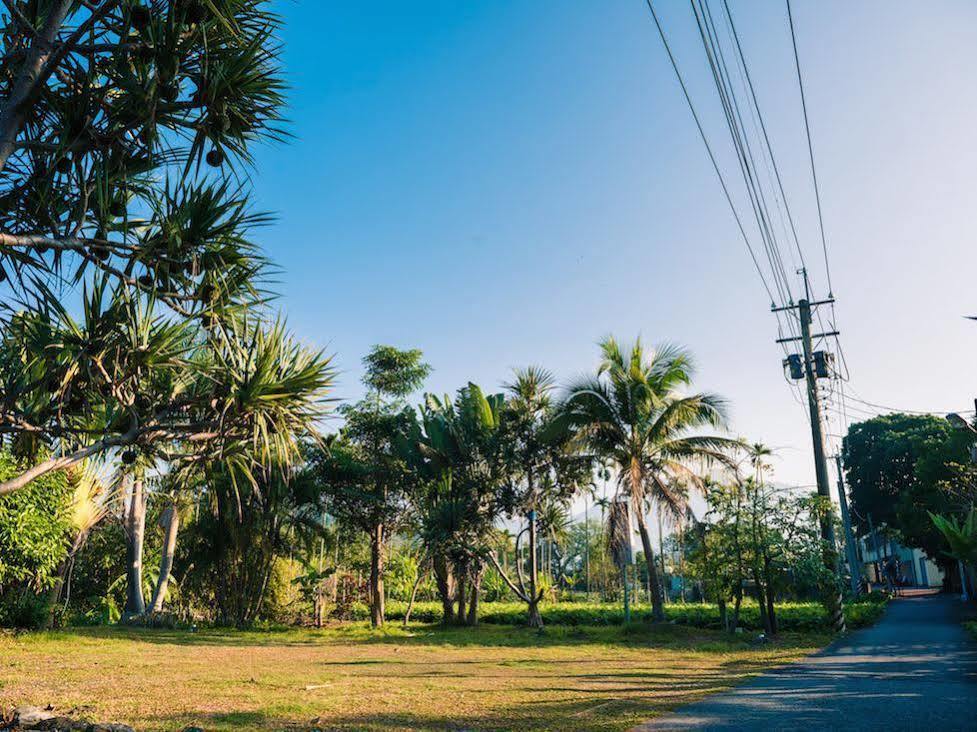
[407,384,507,626]
[488,366,586,627]
[556,336,739,621]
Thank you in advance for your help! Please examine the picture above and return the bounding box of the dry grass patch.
[0,623,828,731]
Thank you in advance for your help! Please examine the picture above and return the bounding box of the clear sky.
[252,0,977,490]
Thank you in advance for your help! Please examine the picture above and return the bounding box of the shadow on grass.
[145,694,705,732]
[40,622,828,653]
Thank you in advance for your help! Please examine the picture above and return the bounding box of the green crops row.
[353,598,886,630]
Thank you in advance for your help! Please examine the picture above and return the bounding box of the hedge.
[350,597,886,631]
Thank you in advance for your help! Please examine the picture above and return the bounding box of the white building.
[858,529,944,589]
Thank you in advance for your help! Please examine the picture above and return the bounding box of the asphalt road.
[634,594,977,731]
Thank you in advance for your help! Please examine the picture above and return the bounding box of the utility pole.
[834,454,861,596]
[774,269,846,632]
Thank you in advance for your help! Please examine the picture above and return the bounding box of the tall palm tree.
[556,336,739,621]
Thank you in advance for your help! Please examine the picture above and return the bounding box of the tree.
[181,462,327,628]
[311,345,430,628]
[688,475,823,635]
[0,2,331,495]
[45,461,115,624]
[405,384,506,626]
[487,367,588,627]
[555,337,737,621]
[930,509,977,599]
[0,448,73,626]
[0,1,283,289]
[844,414,975,566]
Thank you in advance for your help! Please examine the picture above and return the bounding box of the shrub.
[0,593,53,629]
[351,597,887,631]
[0,450,74,627]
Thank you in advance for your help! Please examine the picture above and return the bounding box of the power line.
[720,0,808,277]
[643,0,812,425]
[691,0,796,307]
[842,387,976,417]
[641,0,779,309]
[786,0,833,297]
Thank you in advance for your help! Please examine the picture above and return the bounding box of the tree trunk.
[528,510,540,626]
[433,554,455,624]
[466,562,483,626]
[456,560,467,623]
[764,556,778,637]
[636,512,665,621]
[753,568,771,635]
[369,522,385,628]
[718,597,728,632]
[403,558,427,628]
[732,584,743,631]
[148,505,180,614]
[0,1,74,172]
[527,597,543,629]
[123,478,146,619]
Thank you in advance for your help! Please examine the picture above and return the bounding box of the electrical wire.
[720,0,808,277]
[691,0,796,308]
[642,0,780,309]
[786,0,833,296]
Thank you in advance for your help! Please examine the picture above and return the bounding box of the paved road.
[635,594,977,731]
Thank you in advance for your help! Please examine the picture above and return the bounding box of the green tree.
[311,345,430,628]
[182,463,328,628]
[930,509,977,597]
[486,367,588,627]
[555,337,737,621]
[0,3,335,496]
[844,414,975,566]
[0,449,72,626]
[405,384,506,626]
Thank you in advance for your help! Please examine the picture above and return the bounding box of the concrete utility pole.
[774,269,846,632]
[835,454,861,596]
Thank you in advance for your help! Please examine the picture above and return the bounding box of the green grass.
[965,620,977,640]
[355,597,887,631]
[0,621,833,731]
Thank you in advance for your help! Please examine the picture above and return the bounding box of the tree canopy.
[844,413,976,562]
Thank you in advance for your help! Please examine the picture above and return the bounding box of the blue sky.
[253,0,977,488]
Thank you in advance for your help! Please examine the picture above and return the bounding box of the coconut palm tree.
[556,336,739,621]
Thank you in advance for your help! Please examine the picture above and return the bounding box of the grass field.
[0,622,830,731]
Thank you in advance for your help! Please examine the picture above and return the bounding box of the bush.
[0,593,52,629]
[0,452,73,592]
[0,450,74,628]
[353,596,887,631]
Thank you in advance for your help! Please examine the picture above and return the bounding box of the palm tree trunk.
[527,511,542,628]
[636,512,665,621]
[466,562,483,626]
[456,561,467,623]
[123,477,146,619]
[369,522,385,628]
[148,505,180,614]
[433,554,455,624]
